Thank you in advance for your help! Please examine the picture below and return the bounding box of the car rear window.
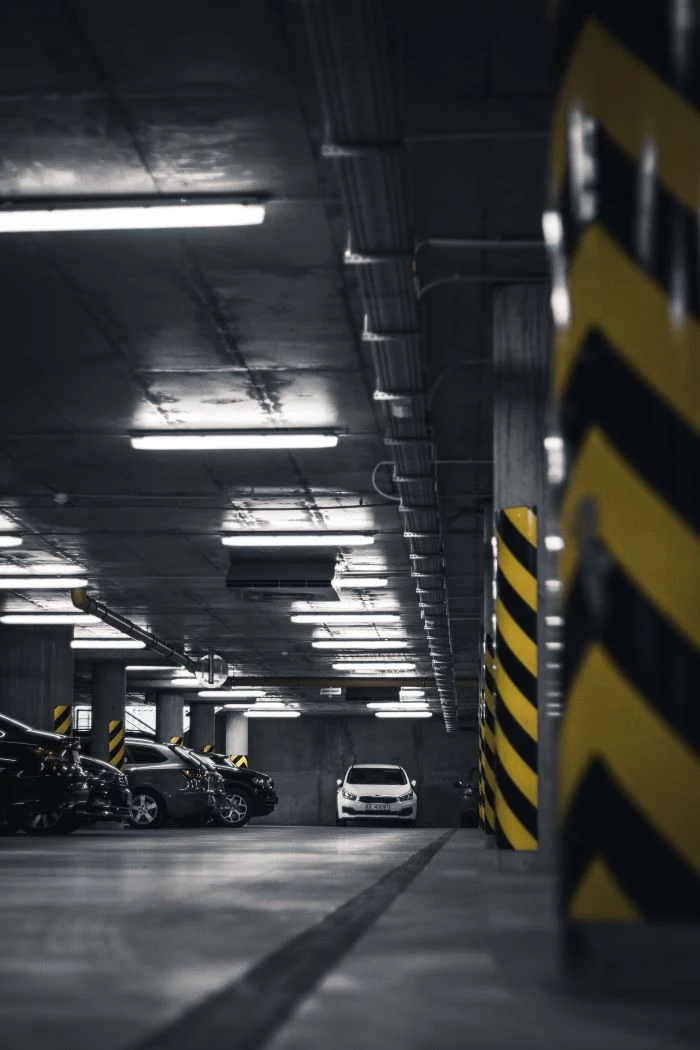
[346,767,407,785]
[126,744,168,765]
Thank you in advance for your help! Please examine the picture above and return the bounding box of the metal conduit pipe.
[71,589,196,671]
[303,0,459,730]
[417,238,543,251]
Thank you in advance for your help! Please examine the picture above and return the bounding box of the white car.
[336,763,417,826]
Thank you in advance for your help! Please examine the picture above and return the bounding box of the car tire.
[128,790,167,830]
[22,811,79,835]
[213,789,252,828]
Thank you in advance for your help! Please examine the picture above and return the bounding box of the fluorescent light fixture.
[132,431,337,451]
[0,563,87,575]
[222,533,374,547]
[546,616,564,627]
[126,665,179,672]
[375,711,432,719]
[198,690,266,699]
[336,577,388,588]
[0,577,88,589]
[0,613,100,625]
[244,710,300,719]
[366,702,429,710]
[400,688,425,697]
[291,614,399,624]
[311,640,407,650]
[253,701,287,709]
[222,704,255,710]
[71,639,145,650]
[0,536,22,548]
[170,678,202,687]
[544,535,565,552]
[0,201,265,233]
[332,661,416,672]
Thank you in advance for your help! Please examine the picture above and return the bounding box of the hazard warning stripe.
[495,508,538,851]
[480,632,497,835]
[560,428,700,652]
[53,705,72,735]
[555,225,700,434]
[108,719,125,770]
[553,18,700,214]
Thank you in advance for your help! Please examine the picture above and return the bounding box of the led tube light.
[0,577,88,589]
[366,702,429,710]
[292,614,399,624]
[375,711,432,719]
[0,614,100,625]
[336,577,388,588]
[0,537,22,548]
[197,690,266,698]
[0,563,85,574]
[0,201,265,233]
[332,661,416,672]
[71,639,145,650]
[311,640,407,650]
[223,533,374,547]
[244,710,300,719]
[126,665,179,672]
[132,431,337,451]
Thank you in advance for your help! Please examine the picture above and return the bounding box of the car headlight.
[397,791,414,803]
[341,788,358,801]
[251,776,265,787]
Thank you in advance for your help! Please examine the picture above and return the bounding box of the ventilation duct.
[226,556,340,600]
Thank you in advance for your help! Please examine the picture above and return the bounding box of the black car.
[0,714,90,835]
[123,739,226,829]
[456,766,479,827]
[193,750,278,828]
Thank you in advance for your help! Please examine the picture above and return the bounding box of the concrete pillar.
[155,691,184,744]
[551,0,700,996]
[216,711,249,760]
[91,662,126,765]
[189,703,216,751]
[493,284,552,869]
[0,627,74,731]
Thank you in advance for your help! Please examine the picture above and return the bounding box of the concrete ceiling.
[0,0,549,724]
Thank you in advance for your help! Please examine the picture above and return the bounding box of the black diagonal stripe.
[485,634,495,659]
[483,738,495,774]
[554,3,700,114]
[497,568,537,642]
[109,723,124,744]
[564,548,700,757]
[498,511,537,578]
[485,705,496,736]
[483,777,495,811]
[484,666,495,696]
[560,331,700,533]
[496,824,514,850]
[496,693,537,773]
[560,759,700,920]
[496,630,537,707]
[561,129,700,325]
[497,761,538,842]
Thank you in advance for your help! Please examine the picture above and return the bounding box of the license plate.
[366,803,390,812]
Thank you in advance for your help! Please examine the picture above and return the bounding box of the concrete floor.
[0,828,698,1050]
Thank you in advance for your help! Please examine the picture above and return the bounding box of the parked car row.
[0,712,278,834]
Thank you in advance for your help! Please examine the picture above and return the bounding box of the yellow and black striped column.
[202,743,214,753]
[552,3,700,926]
[230,754,248,768]
[481,635,497,835]
[168,735,184,746]
[108,719,125,770]
[495,508,538,851]
[53,705,73,735]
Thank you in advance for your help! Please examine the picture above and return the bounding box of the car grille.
[358,795,396,803]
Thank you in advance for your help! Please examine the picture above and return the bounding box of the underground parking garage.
[0,1,699,1048]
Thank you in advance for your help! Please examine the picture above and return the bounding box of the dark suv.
[194,750,278,828]
[0,713,90,834]
[123,739,226,829]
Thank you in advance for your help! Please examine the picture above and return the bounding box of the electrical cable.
[371,460,401,502]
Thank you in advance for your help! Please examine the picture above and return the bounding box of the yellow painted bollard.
[53,705,72,735]
[230,754,248,768]
[108,720,125,769]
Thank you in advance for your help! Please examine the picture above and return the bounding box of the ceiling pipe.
[125,676,478,688]
[70,589,197,671]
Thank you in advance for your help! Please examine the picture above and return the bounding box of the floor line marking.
[131,829,456,1050]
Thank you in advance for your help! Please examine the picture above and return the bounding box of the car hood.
[342,782,411,797]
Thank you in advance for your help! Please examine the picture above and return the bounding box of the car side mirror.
[411,779,417,788]
[336,778,342,786]
[454,780,464,789]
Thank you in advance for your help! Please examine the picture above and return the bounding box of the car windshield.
[346,767,407,785]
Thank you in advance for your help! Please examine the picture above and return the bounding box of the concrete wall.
[247,716,477,826]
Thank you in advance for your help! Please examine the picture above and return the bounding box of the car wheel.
[128,790,167,830]
[214,789,251,828]
[22,810,79,835]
